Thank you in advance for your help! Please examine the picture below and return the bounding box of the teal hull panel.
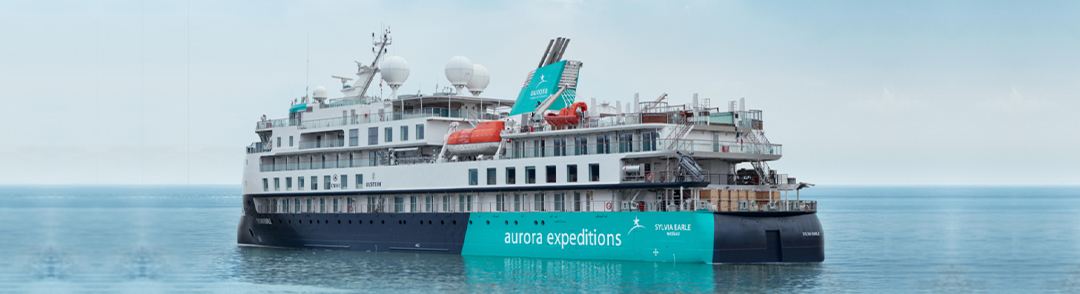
[462,212,714,263]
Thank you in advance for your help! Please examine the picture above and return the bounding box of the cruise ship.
[237,30,823,263]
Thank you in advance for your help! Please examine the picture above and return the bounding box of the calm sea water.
[1,185,1078,293]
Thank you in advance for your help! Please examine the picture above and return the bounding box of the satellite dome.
[444,56,474,90]
[467,64,490,96]
[381,56,410,86]
[313,86,327,100]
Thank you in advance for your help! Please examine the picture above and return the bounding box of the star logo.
[629,217,646,234]
[537,74,547,87]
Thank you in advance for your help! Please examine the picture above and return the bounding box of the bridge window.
[526,166,536,184]
[546,166,557,183]
[487,168,496,185]
[506,167,516,184]
[469,169,478,186]
[589,164,600,182]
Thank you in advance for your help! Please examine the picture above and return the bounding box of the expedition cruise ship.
[237,30,823,263]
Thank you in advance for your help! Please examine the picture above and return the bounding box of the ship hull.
[238,195,824,263]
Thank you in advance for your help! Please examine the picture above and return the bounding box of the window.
[589,164,600,182]
[349,129,359,146]
[546,166,556,183]
[573,192,581,211]
[262,179,268,192]
[416,124,425,140]
[324,176,331,190]
[306,198,312,213]
[553,138,566,156]
[347,198,355,212]
[506,167,516,184]
[567,165,578,182]
[487,168,496,185]
[368,197,377,213]
[425,196,433,212]
[289,136,294,147]
[311,176,318,190]
[394,197,404,212]
[459,195,466,212]
[341,174,348,190]
[534,193,545,212]
[401,126,408,141]
[540,140,547,157]
[619,133,634,153]
[712,132,720,152]
[526,166,536,184]
[320,198,326,213]
[554,193,565,211]
[385,127,393,142]
[286,177,293,191]
[295,198,301,213]
[443,195,451,212]
[368,127,378,145]
[533,140,540,158]
[356,174,362,189]
[410,196,417,212]
[274,178,280,191]
[513,141,522,159]
[299,177,305,191]
[468,169,478,186]
[276,137,281,148]
[596,135,611,154]
[467,195,473,211]
[514,194,521,212]
[643,131,658,151]
[369,151,378,167]
[333,198,339,213]
[575,137,587,155]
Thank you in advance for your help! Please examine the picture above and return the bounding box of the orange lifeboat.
[446,121,504,156]
[544,102,588,127]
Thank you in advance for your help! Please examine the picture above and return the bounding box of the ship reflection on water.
[235,247,825,292]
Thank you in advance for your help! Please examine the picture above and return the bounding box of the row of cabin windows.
[468,164,599,186]
[513,132,659,158]
[347,124,424,147]
[262,174,366,192]
[263,192,593,214]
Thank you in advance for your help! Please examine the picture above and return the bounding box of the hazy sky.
[1,0,1077,185]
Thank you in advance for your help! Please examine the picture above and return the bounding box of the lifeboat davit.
[544,102,588,127]
[446,121,504,156]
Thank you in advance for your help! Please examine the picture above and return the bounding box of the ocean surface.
[1,185,1078,293]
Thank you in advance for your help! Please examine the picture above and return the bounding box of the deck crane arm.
[529,86,568,123]
[435,122,460,163]
[639,93,668,113]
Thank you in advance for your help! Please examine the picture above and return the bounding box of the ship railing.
[256,197,815,215]
[247,142,272,154]
[621,170,710,184]
[298,139,345,150]
[261,108,496,131]
[505,139,781,159]
[255,118,296,130]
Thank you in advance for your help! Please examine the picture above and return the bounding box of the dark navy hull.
[238,194,824,263]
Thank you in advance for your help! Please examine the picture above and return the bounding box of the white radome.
[313,86,327,99]
[467,64,490,96]
[444,56,474,87]
[381,56,410,86]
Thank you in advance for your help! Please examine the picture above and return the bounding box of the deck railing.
[255,198,816,214]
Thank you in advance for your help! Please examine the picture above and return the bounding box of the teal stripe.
[462,211,714,263]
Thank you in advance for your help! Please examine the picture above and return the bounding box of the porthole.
[349,220,352,224]
[404,220,407,225]
[370,220,373,224]
[337,220,341,224]
[469,220,473,225]
[453,220,457,225]
[381,220,385,224]
[441,220,444,225]
[486,220,489,225]
[505,220,508,225]
[288,220,291,224]
[514,220,518,225]
[541,221,545,225]
[317,220,320,224]
[428,220,432,224]
[534,220,538,225]
[309,220,312,224]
